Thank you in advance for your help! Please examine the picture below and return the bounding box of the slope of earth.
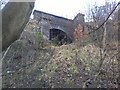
[2,19,118,88]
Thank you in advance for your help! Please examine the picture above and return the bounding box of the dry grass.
[2,19,118,88]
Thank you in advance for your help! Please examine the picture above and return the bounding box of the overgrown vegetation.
[2,0,119,88]
[36,32,45,48]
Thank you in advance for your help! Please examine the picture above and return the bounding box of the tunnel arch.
[49,28,72,45]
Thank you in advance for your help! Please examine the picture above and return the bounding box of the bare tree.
[84,1,119,87]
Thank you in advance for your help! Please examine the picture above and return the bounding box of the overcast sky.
[34,0,119,19]
[1,0,119,19]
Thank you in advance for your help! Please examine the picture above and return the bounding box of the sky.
[34,0,119,20]
[1,0,119,19]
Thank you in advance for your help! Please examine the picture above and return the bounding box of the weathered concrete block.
[2,2,34,51]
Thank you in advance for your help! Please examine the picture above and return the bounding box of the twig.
[86,2,120,35]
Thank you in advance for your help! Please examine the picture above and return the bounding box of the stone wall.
[33,10,84,41]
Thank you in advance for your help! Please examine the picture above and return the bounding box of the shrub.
[36,32,45,48]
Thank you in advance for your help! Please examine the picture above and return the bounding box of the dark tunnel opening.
[50,28,72,45]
